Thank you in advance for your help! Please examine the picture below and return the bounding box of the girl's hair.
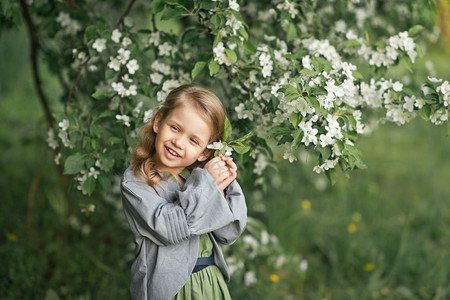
[132,84,226,186]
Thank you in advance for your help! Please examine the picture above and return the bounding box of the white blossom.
[108,57,121,71]
[144,109,154,123]
[111,29,122,43]
[88,167,100,179]
[158,42,173,56]
[229,0,240,11]
[126,59,139,74]
[46,129,58,149]
[116,114,131,127]
[58,119,69,131]
[117,48,130,64]
[393,81,403,92]
[92,38,107,53]
[121,37,132,48]
[150,73,163,85]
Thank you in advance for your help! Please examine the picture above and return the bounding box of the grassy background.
[1,24,449,299]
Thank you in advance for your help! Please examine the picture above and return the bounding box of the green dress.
[172,234,232,300]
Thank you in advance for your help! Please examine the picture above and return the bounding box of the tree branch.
[65,57,91,113]
[116,0,137,28]
[20,0,55,128]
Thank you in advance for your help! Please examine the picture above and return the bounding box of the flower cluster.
[56,12,81,36]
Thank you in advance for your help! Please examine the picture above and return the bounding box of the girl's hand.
[204,155,237,195]
[217,154,237,191]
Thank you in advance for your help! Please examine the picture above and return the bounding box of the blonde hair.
[132,84,226,186]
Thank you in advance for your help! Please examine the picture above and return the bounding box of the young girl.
[121,84,247,300]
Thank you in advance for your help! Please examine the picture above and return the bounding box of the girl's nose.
[172,138,184,149]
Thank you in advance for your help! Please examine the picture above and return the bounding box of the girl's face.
[152,102,213,176]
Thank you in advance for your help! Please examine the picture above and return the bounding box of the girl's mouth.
[165,146,181,158]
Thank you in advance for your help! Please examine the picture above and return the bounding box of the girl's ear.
[153,112,162,133]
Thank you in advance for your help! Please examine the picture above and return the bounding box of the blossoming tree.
[2,0,449,293]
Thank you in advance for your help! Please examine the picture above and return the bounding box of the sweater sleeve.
[211,179,248,245]
[121,168,236,246]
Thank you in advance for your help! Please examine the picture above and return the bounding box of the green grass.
[261,120,450,299]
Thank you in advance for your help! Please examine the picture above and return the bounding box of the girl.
[121,84,247,300]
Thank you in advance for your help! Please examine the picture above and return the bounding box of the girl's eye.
[170,125,178,131]
[191,138,199,145]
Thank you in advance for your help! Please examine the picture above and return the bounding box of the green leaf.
[318,146,331,160]
[300,68,315,77]
[238,27,248,40]
[268,126,291,138]
[408,25,424,37]
[83,177,97,196]
[418,104,431,120]
[345,39,361,48]
[286,23,297,42]
[232,142,251,154]
[99,175,112,192]
[210,14,222,29]
[234,131,252,143]
[326,168,337,185]
[242,40,256,54]
[191,61,207,79]
[352,71,364,80]
[400,56,413,73]
[150,0,165,14]
[84,25,97,43]
[225,49,237,64]
[208,60,220,76]
[223,117,232,141]
[289,113,302,128]
[91,88,111,100]
[292,130,304,148]
[160,7,186,20]
[63,153,86,175]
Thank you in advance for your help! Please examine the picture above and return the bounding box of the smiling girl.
[121,84,247,299]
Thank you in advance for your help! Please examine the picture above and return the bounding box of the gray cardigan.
[121,166,247,300]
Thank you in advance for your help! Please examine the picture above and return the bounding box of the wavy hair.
[132,84,226,186]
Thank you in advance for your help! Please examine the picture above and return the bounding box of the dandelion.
[270,274,280,283]
[347,223,357,234]
[364,263,374,271]
[6,232,18,242]
[301,200,311,212]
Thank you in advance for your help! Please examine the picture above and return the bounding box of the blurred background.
[1,5,450,300]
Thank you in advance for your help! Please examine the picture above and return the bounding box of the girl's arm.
[121,168,237,247]
[211,179,247,245]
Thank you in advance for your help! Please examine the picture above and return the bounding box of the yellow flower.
[347,223,357,234]
[6,232,18,242]
[270,274,280,282]
[364,263,374,271]
[301,200,311,212]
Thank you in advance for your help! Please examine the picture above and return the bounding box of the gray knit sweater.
[121,166,247,300]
